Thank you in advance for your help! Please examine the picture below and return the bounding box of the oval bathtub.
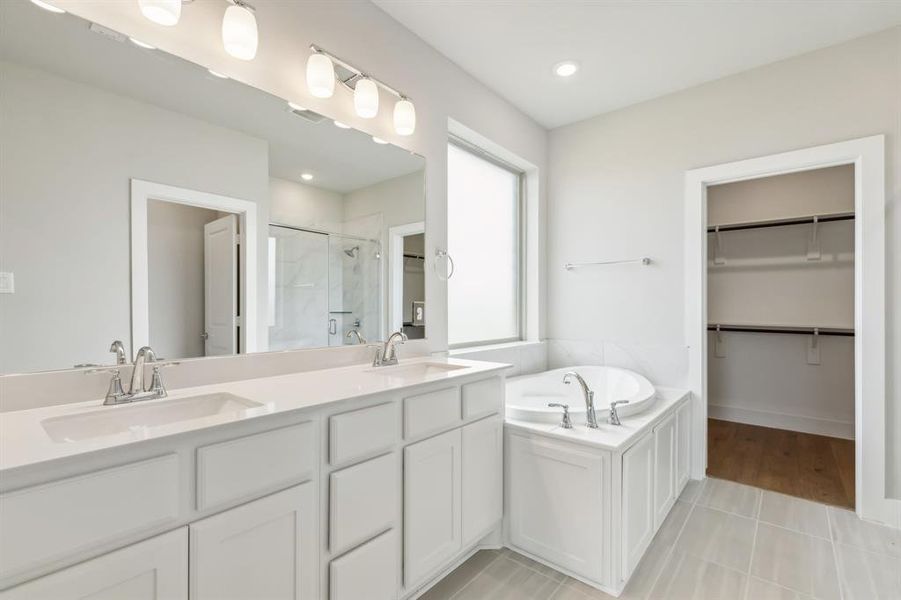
[506,365,656,424]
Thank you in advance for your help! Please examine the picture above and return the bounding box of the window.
[447,140,523,347]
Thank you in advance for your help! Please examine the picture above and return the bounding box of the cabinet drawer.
[329,403,397,466]
[403,387,460,439]
[0,454,181,586]
[329,530,397,600]
[196,422,314,511]
[329,454,396,555]
[462,377,503,420]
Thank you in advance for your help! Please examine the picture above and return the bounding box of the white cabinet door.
[462,417,503,546]
[508,434,608,583]
[622,431,654,581]
[653,413,677,529]
[190,483,317,600]
[329,530,397,600]
[675,401,692,494]
[403,428,462,588]
[0,528,187,600]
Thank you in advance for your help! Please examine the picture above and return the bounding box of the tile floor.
[420,478,900,600]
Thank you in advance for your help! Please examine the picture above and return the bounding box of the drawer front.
[329,454,396,555]
[329,530,397,600]
[403,387,460,439]
[196,421,314,512]
[462,377,503,420]
[329,403,397,467]
[0,454,181,586]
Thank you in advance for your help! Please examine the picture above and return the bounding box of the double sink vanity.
[0,357,507,600]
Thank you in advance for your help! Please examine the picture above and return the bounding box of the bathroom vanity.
[0,358,507,600]
[505,387,692,597]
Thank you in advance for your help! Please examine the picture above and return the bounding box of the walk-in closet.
[706,165,856,509]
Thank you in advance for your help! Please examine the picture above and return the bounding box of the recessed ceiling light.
[208,69,229,79]
[29,0,66,13]
[288,101,306,112]
[372,136,388,145]
[333,121,351,129]
[301,173,314,181]
[129,38,156,50]
[554,61,580,77]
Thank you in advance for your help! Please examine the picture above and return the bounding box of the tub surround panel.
[547,339,689,388]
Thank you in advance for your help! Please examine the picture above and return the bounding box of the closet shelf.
[707,212,854,233]
[707,323,854,337]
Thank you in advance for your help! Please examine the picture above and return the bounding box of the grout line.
[445,550,504,600]
[827,505,846,600]
[742,488,764,600]
[644,493,700,597]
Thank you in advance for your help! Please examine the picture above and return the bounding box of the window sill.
[448,340,543,356]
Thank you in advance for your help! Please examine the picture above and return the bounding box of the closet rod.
[706,213,854,233]
[707,325,854,337]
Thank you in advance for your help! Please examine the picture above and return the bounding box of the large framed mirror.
[0,0,426,375]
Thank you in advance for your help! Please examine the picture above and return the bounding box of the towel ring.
[434,249,455,280]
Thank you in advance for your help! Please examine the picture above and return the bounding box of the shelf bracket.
[807,327,821,365]
[714,324,726,358]
[713,226,726,265]
[806,216,821,261]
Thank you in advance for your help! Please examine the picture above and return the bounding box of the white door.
[403,428,462,589]
[508,433,607,583]
[654,413,677,528]
[675,401,692,494]
[0,529,187,600]
[462,417,503,546]
[622,431,655,581]
[190,483,317,600]
[204,214,238,356]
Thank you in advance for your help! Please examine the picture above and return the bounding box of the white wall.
[547,27,900,493]
[147,201,220,360]
[269,177,344,231]
[0,61,268,374]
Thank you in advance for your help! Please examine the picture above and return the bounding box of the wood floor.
[706,419,855,509]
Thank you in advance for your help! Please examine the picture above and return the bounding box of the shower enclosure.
[267,224,381,350]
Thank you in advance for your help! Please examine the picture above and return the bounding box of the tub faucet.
[563,371,599,429]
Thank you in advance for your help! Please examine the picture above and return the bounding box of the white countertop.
[0,357,510,474]
[504,387,690,451]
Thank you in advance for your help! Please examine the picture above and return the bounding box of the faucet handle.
[547,403,573,429]
[609,400,629,426]
[611,400,630,407]
[85,368,127,405]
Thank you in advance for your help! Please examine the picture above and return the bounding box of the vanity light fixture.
[372,136,388,145]
[208,69,229,79]
[308,44,416,135]
[306,51,336,98]
[554,60,580,77]
[354,77,379,119]
[222,0,258,61]
[393,98,416,136]
[138,0,181,26]
[129,38,156,50]
[301,173,314,181]
[29,0,66,13]
[333,120,351,129]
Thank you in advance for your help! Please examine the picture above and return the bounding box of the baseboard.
[708,404,854,440]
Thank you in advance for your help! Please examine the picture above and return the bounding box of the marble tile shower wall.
[547,339,689,387]
[452,341,548,377]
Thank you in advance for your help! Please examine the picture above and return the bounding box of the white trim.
[387,221,425,333]
[707,404,854,440]
[684,136,896,527]
[130,179,259,357]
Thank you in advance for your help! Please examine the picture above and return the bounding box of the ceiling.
[2,0,423,193]
[373,0,901,128]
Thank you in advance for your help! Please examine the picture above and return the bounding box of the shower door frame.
[683,135,894,527]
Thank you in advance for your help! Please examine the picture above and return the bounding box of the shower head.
[343,246,359,258]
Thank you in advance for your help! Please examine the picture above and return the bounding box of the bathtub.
[506,365,656,424]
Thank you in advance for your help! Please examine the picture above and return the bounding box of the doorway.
[684,136,896,526]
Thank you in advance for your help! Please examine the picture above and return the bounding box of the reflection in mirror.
[0,1,425,375]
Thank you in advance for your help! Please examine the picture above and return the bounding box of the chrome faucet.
[563,371,599,429]
[609,400,630,426]
[345,329,368,345]
[88,346,178,405]
[129,346,157,396]
[109,340,128,365]
[372,331,407,367]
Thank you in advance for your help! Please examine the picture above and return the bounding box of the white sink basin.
[366,362,469,379]
[42,393,264,443]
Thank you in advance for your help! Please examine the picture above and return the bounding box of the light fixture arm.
[227,0,255,11]
[309,44,409,102]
